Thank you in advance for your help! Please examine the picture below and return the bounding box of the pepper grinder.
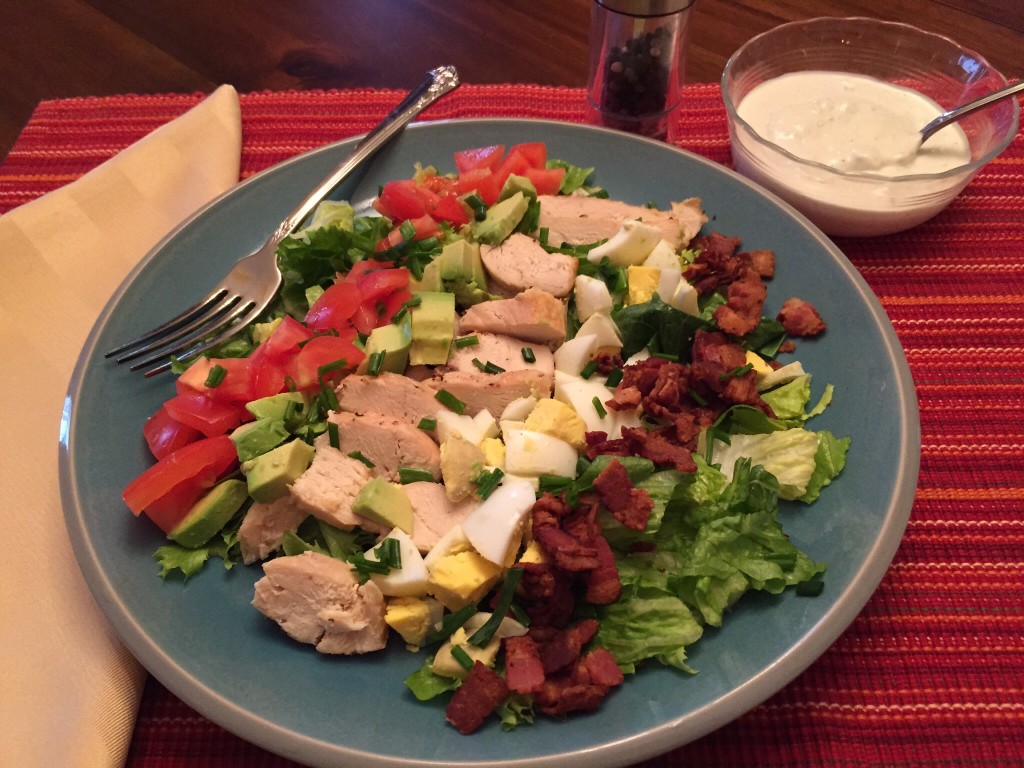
[586,0,695,141]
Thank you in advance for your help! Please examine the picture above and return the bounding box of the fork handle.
[269,64,461,243]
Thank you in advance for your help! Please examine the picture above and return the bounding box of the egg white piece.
[503,429,578,478]
[366,528,430,596]
[573,275,614,322]
[576,312,622,349]
[461,478,536,565]
[422,524,470,571]
[500,396,538,422]
[554,333,598,376]
[553,370,642,438]
[587,218,662,266]
[435,408,498,446]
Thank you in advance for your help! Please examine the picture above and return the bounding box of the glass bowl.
[721,17,1019,237]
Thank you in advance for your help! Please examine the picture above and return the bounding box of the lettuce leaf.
[799,431,852,503]
[711,429,821,500]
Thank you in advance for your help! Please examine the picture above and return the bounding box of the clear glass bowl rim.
[720,16,1021,184]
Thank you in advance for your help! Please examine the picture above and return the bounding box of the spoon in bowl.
[920,80,1024,145]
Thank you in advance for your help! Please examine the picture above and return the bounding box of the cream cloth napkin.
[0,85,242,768]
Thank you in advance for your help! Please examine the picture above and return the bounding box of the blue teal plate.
[60,119,919,768]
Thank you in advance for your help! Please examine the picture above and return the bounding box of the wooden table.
[3,0,1022,158]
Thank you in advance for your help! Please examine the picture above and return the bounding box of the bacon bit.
[622,427,698,473]
[743,249,776,279]
[714,266,767,337]
[585,536,622,604]
[504,635,546,695]
[445,661,509,734]
[583,648,625,687]
[777,297,827,336]
[592,458,653,531]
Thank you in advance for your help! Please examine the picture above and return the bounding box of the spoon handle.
[920,80,1024,144]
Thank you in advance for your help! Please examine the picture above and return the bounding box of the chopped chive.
[605,367,623,388]
[474,468,504,500]
[796,578,825,597]
[403,296,423,309]
[509,602,531,627]
[347,451,375,469]
[399,219,416,242]
[468,568,524,647]
[688,388,708,407]
[651,351,679,362]
[592,396,607,419]
[719,363,754,383]
[465,194,487,221]
[283,399,300,422]
[328,421,340,449]
[454,335,479,348]
[417,417,437,431]
[424,604,479,645]
[390,306,409,323]
[538,226,549,245]
[317,358,348,379]
[434,388,467,414]
[450,644,474,670]
[319,378,340,412]
[483,361,505,375]
[204,364,227,388]
[538,474,573,493]
[367,350,386,377]
[521,347,536,363]
[374,537,402,570]
[398,466,435,484]
[471,357,487,372]
[580,359,599,379]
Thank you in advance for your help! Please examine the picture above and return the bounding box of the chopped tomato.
[374,179,435,222]
[356,266,410,303]
[123,435,238,533]
[524,166,566,196]
[164,386,250,437]
[509,142,547,169]
[454,168,501,206]
[431,194,469,227]
[493,149,533,190]
[343,258,392,285]
[291,333,364,391]
[454,144,505,174]
[176,356,253,403]
[261,315,314,361]
[248,346,292,399]
[305,281,361,334]
[142,405,202,460]
[377,216,442,251]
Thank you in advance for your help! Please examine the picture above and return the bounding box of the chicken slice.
[403,481,478,552]
[480,232,577,298]
[329,411,441,482]
[253,551,388,655]
[290,439,386,533]
[435,369,552,418]
[458,287,566,345]
[336,372,442,427]
[445,332,554,378]
[238,494,308,564]
[538,195,706,250]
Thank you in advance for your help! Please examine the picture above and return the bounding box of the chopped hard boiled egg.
[587,218,663,266]
[427,550,503,611]
[480,437,505,467]
[576,312,622,350]
[431,613,529,679]
[554,370,642,438]
[626,265,660,305]
[365,528,429,597]
[573,274,614,322]
[503,429,578,479]
[385,596,442,648]
[524,398,586,450]
[500,396,538,422]
[435,409,498,447]
[554,332,598,376]
[460,478,536,565]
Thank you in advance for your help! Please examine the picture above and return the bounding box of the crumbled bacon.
[445,661,509,734]
[714,266,767,337]
[777,297,827,336]
[504,635,546,695]
[585,535,622,604]
[592,458,653,531]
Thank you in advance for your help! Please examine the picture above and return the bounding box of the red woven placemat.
[3,83,1022,767]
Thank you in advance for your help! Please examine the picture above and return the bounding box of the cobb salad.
[122,141,849,734]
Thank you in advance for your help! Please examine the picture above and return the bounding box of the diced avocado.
[241,439,314,503]
[169,478,248,548]
[409,260,443,293]
[351,477,414,533]
[409,291,456,366]
[440,435,486,502]
[230,418,290,462]
[359,315,412,374]
[245,391,305,424]
[499,173,537,202]
[471,191,529,245]
[251,317,282,345]
[436,239,490,306]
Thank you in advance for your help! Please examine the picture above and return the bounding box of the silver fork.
[106,64,460,376]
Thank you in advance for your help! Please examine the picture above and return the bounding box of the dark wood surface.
[2,0,1022,161]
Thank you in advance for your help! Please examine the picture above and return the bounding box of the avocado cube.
[230,418,290,462]
[241,439,315,503]
[169,478,249,548]
[360,315,412,374]
[409,291,456,366]
[471,191,529,245]
[351,477,413,534]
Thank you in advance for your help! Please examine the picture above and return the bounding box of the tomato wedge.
[123,435,238,533]
[305,281,361,334]
[524,166,566,196]
[454,144,505,174]
[454,168,501,206]
[142,405,202,460]
[291,332,365,391]
[164,386,250,437]
[509,142,547,169]
[262,315,314,361]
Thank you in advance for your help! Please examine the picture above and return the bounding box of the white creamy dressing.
[737,71,970,176]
